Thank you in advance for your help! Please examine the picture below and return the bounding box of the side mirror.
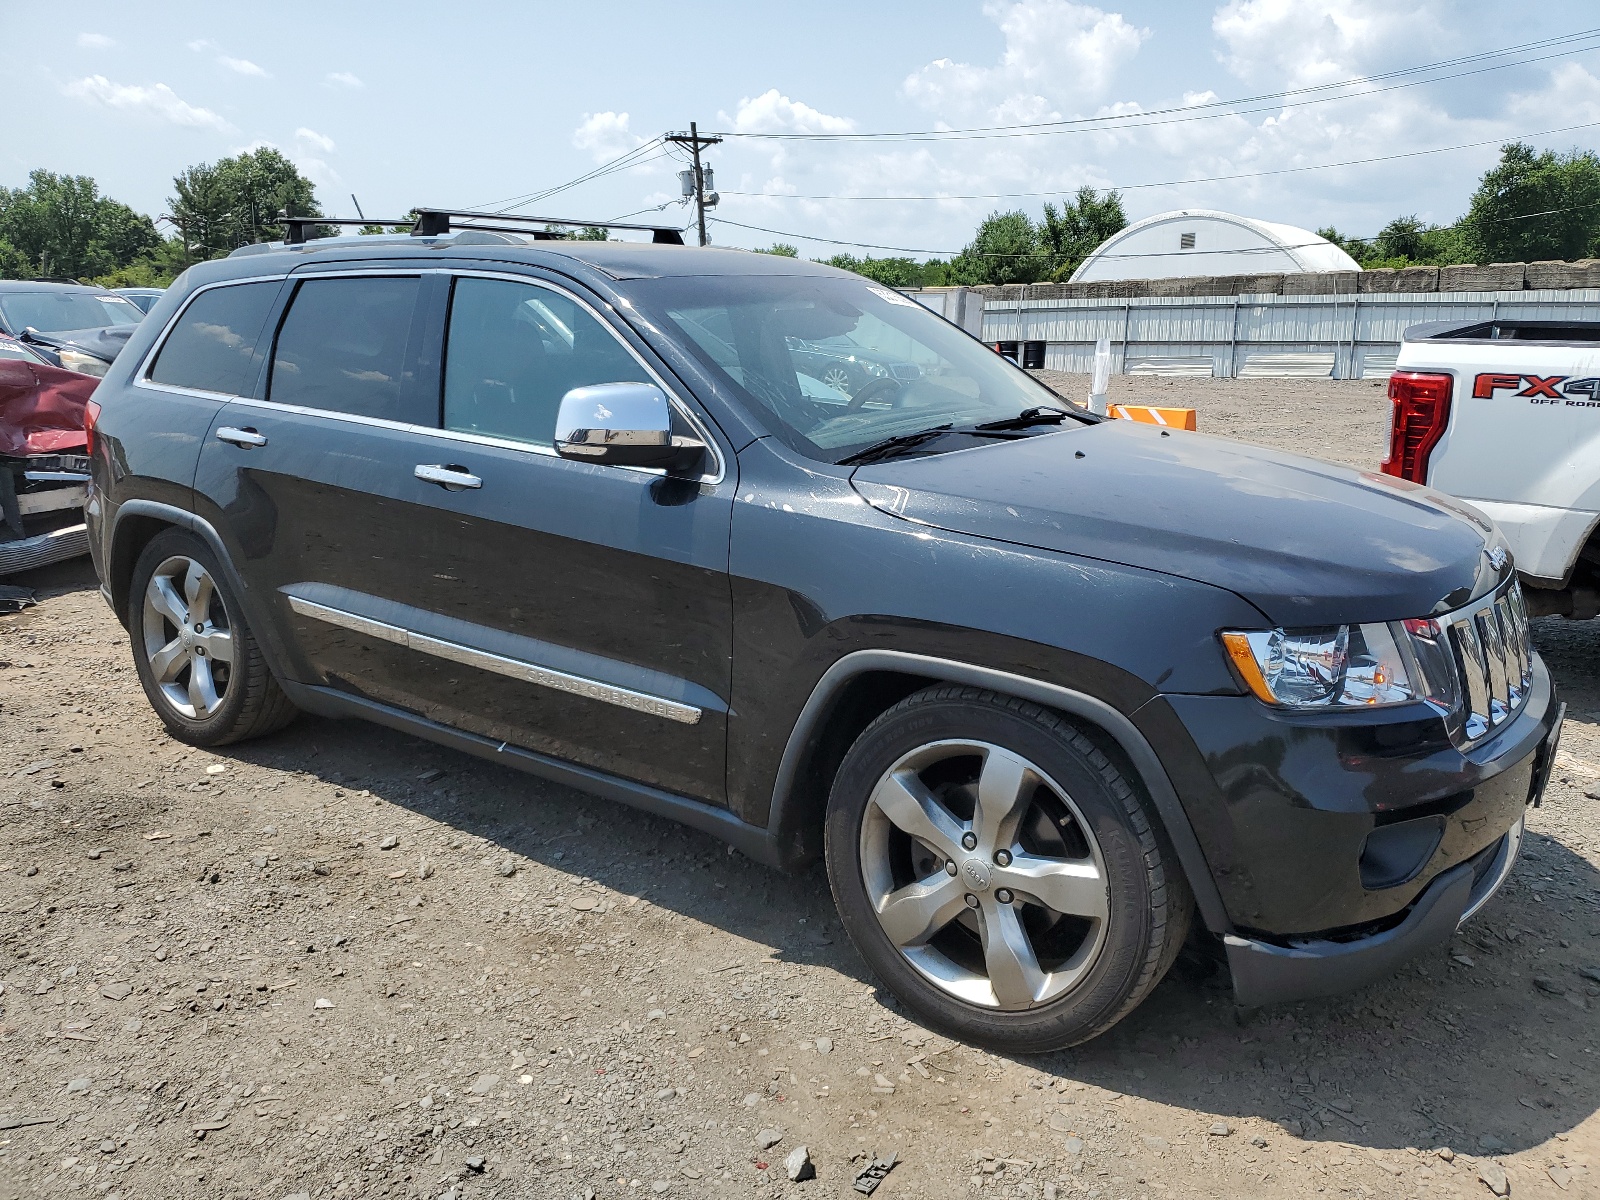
[554,383,706,473]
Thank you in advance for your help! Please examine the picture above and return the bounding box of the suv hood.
[850,421,1504,627]
[22,325,134,364]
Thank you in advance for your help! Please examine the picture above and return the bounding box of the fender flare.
[765,648,1231,933]
[109,499,299,686]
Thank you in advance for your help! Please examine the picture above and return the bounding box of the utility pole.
[666,123,722,246]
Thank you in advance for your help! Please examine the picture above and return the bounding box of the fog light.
[1359,815,1446,890]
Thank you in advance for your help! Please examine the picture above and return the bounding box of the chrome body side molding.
[285,595,703,726]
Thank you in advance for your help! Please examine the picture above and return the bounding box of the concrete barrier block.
[1220,274,1284,295]
[1391,266,1439,292]
[1439,263,1527,291]
[1524,259,1600,290]
[1279,272,1358,295]
[1358,269,1397,293]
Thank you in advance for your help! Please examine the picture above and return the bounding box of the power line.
[467,139,666,214]
[714,192,1600,261]
[707,28,1600,144]
[720,118,1600,204]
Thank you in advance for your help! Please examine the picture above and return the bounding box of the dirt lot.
[0,378,1595,1200]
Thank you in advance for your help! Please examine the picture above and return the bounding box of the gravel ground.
[0,379,1596,1200]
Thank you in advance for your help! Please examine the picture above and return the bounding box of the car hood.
[23,325,135,363]
[849,420,1505,627]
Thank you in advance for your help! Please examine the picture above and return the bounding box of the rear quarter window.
[148,281,281,396]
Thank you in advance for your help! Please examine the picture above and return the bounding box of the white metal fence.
[909,286,1600,379]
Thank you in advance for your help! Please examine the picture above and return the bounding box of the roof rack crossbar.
[410,208,687,245]
[279,215,414,245]
[276,210,690,247]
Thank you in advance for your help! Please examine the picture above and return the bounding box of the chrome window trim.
[133,273,291,400]
[210,265,724,484]
[286,595,702,725]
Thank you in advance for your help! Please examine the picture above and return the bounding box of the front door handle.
[414,464,483,491]
[216,426,268,448]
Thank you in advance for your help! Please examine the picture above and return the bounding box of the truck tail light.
[1382,372,1452,483]
[84,399,102,458]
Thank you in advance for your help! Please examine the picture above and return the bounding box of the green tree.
[0,169,159,279]
[950,210,1047,285]
[169,147,322,256]
[1039,187,1126,280]
[1462,141,1600,263]
[757,243,798,257]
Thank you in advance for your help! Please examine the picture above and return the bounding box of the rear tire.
[128,529,297,747]
[824,686,1191,1053]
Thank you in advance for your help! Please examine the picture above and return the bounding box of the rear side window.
[148,282,280,396]
[442,277,650,447]
[270,276,424,422]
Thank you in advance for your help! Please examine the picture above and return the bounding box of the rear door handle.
[414,464,483,490]
[216,426,268,448]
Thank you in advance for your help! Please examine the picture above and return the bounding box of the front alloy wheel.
[142,555,234,718]
[826,686,1192,1052]
[860,739,1109,1009]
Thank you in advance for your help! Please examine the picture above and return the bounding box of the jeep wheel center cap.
[961,858,992,890]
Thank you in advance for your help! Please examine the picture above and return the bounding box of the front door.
[194,268,734,803]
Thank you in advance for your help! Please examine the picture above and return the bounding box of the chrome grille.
[1439,580,1533,742]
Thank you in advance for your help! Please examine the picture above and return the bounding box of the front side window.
[148,281,280,396]
[442,277,651,447]
[629,274,1073,462]
[270,276,424,422]
[0,290,144,334]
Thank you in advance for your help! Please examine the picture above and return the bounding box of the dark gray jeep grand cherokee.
[84,230,1562,1052]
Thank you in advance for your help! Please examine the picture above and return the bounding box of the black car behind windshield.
[0,290,145,335]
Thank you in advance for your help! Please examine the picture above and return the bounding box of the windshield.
[0,291,144,334]
[630,274,1074,462]
[0,338,47,364]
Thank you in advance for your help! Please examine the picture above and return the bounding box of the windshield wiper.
[972,405,1072,431]
[836,424,954,466]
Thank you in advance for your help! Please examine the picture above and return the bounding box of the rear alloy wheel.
[141,554,233,720]
[826,686,1191,1052]
[129,529,297,746]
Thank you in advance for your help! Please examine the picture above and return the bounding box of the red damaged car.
[0,335,96,576]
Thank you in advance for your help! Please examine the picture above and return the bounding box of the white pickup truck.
[1386,318,1600,618]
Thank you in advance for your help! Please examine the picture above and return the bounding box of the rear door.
[193,265,734,803]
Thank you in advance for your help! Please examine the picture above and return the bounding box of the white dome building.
[1069,209,1360,282]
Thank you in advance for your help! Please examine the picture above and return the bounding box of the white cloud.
[325,71,364,89]
[219,56,270,78]
[903,1,1148,119]
[64,75,233,132]
[727,90,856,136]
[1211,0,1450,87]
[76,32,113,49]
[572,111,644,162]
[295,127,337,153]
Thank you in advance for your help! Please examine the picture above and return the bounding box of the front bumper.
[1226,813,1528,1007]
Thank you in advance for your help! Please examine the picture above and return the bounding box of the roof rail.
[277,211,689,247]
[411,209,687,245]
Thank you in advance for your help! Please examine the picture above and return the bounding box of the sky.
[5,0,1600,258]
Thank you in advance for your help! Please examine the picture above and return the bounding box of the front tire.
[825,686,1191,1053]
[128,529,297,747]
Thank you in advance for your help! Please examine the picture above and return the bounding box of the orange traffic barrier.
[1109,404,1197,430]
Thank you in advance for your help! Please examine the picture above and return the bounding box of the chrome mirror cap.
[554,382,705,472]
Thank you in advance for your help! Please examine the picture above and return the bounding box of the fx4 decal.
[1473,373,1600,403]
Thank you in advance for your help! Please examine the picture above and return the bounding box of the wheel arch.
[766,649,1231,933]
[108,500,297,685]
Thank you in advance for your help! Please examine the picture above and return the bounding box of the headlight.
[1221,619,1460,712]
[57,349,111,377]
